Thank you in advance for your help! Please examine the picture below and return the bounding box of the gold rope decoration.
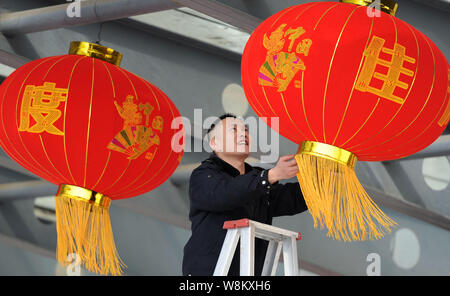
[294,141,397,241]
[55,184,126,275]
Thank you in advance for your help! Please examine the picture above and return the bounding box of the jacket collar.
[208,152,253,177]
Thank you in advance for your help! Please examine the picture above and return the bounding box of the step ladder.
[213,218,301,276]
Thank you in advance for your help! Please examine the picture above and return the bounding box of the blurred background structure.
[0,0,449,276]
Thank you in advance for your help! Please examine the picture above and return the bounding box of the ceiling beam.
[0,48,29,68]
[116,18,243,62]
[365,185,450,231]
[398,135,450,161]
[0,153,38,179]
[0,180,54,201]
[0,0,181,36]
[0,232,55,259]
[0,0,262,36]
[411,0,450,13]
[171,0,261,33]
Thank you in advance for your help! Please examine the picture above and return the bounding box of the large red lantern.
[242,0,449,241]
[0,42,185,274]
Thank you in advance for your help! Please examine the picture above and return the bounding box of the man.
[182,113,308,276]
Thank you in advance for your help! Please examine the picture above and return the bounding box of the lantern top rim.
[69,41,123,66]
[340,0,398,16]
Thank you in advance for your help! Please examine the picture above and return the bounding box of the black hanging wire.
[94,22,104,45]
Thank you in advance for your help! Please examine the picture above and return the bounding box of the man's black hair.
[206,113,237,135]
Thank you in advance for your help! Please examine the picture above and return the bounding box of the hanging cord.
[94,22,104,45]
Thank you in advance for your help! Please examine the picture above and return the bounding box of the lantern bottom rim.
[56,184,111,208]
[297,141,357,168]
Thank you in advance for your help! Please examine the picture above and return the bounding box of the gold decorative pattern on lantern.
[152,115,163,132]
[258,24,312,92]
[19,82,68,136]
[139,103,154,126]
[108,95,161,160]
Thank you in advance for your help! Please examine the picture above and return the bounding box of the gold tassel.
[294,141,397,241]
[55,184,126,275]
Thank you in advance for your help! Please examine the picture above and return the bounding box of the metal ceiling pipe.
[0,49,29,69]
[0,180,57,201]
[0,0,182,36]
[411,0,450,13]
[397,140,450,161]
[171,0,262,33]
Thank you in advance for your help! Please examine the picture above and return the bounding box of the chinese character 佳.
[19,82,68,136]
[355,35,416,105]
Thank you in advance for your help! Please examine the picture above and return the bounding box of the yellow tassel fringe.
[295,153,398,241]
[55,194,126,275]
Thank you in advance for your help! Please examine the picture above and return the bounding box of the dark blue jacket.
[182,153,308,276]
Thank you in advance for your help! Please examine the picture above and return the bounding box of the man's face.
[209,117,250,157]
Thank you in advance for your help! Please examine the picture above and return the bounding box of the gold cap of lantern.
[340,0,398,16]
[69,41,123,66]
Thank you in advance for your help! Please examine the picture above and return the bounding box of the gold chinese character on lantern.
[355,35,416,105]
[18,82,68,136]
[152,115,163,132]
[139,102,154,126]
[258,23,312,92]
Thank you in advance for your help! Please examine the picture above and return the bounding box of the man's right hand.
[268,155,299,184]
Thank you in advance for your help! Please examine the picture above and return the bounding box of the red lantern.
[242,1,449,241]
[0,42,185,274]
